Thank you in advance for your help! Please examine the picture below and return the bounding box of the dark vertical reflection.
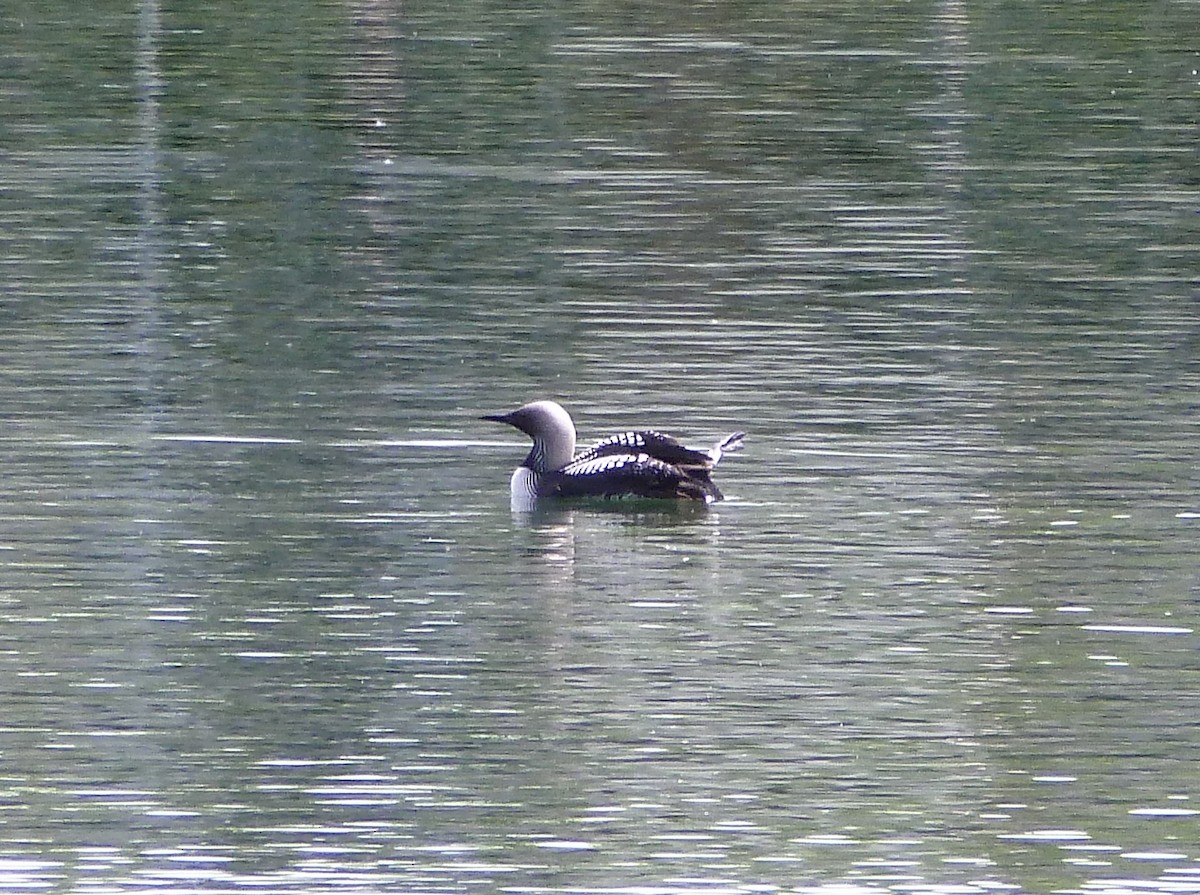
[135,0,164,315]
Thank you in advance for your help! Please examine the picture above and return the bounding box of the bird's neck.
[523,434,575,472]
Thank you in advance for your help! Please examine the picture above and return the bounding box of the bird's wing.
[554,452,718,501]
[574,430,715,469]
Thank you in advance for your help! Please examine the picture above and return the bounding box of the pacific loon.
[483,400,744,510]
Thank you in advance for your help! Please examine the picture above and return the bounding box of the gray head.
[482,400,577,472]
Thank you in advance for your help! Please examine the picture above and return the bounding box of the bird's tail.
[708,432,745,466]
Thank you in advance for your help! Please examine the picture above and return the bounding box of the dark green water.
[1,1,1197,893]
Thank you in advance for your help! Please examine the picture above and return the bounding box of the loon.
[483,400,744,509]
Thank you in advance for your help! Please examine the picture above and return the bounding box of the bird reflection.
[511,500,725,589]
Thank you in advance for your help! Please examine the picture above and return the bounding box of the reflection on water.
[2,0,1198,893]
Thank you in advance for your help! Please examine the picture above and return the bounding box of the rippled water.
[1,0,1198,893]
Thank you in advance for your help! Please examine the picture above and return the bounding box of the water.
[1,0,1198,893]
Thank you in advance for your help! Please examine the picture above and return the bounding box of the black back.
[570,430,714,471]
[553,451,721,501]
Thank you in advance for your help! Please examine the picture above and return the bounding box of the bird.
[482,399,744,510]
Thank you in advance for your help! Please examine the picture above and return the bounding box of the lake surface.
[1,1,1197,893]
